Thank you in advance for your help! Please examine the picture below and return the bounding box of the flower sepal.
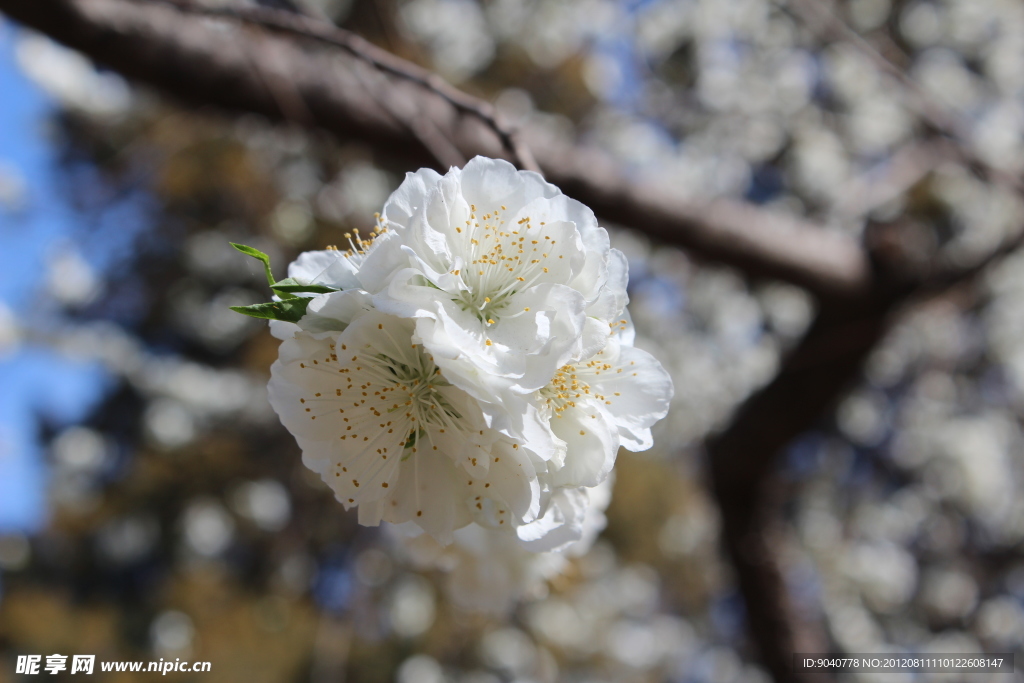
[269,278,340,295]
[228,243,341,323]
[229,297,314,323]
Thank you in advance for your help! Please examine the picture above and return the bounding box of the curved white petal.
[546,402,617,488]
[380,445,474,545]
[458,157,558,218]
[287,249,360,290]
[515,487,589,552]
[579,316,611,362]
[586,247,629,322]
[381,167,445,228]
[269,319,300,340]
[590,344,674,451]
[475,439,541,524]
[616,307,636,346]
[297,289,374,334]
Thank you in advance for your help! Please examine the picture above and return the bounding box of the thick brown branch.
[0,0,871,301]
[540,147,872,300]
[704,210,1024,680]
[707,277,904,682]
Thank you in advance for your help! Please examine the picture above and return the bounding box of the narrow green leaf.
[229,297,313,323]
[230,242,277,288]
[271,278,339,295]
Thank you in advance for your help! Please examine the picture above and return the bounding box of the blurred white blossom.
[15,32,131,117]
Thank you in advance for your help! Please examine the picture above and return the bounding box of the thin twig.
[136,0,539,173]
[347,59,467,169]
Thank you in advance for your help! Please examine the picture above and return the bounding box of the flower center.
[539,355,617,416]
[450,205,557,325]
[539,365,590,416]
[349,342,464,453]
[334,218,387,269]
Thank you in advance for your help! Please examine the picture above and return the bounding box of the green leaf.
[230,242,278,289]
[229,297,313,323]
[271,278,339,295]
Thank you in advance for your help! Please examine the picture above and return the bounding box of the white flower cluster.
[389,476,615,615]
[263,157,672,554]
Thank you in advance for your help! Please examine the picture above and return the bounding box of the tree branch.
[833,139,960,220]
[140,0,537,173]
[537,146,871,301]
[707,296,895,683]
[705,209,1024,679]
[0,0,872,301]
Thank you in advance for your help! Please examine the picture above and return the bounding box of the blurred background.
[2,0,1024,681]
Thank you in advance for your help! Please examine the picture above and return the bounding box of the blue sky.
[0,21,112,532]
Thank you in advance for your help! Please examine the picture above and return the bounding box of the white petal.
[562,475,614,557]
[477,440,541,524]
[357,498,386,527]
[287,249,360,290]
[298,289,373,334]
[458,156,557,217]
[616,307,636,346]
[568,225,610,306]
[515,487,589,552]
[546,402,617,488]
[383,445,473,545]
[419,174,468,260]
[481,393,564,466]
[579,316,611,362]
[586,247,629,322]
[315,435,403,506]
[381,167,444,228]
[269,320,299,340]
[351,231,411,294]
[499,207,586,281]
[531,192,601,241]
[590,344,673,452]
[489,283,587,386]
